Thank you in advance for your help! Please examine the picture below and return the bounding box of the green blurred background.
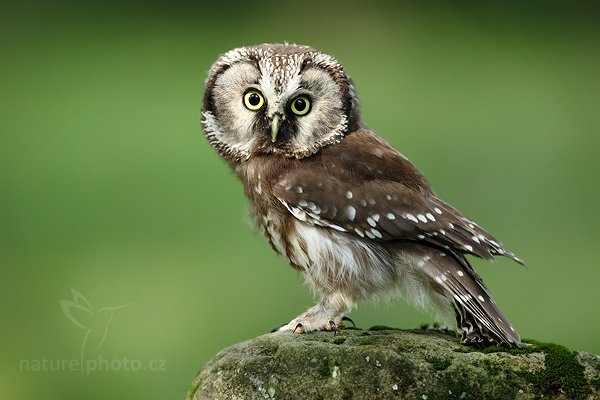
[1,1,599,398]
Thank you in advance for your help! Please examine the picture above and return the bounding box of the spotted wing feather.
[274,165,522,265]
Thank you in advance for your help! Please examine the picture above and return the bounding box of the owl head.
[201,44,361,161]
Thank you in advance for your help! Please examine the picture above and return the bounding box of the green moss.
[523,340,591,399]
[453,342,537,355]
[388,356,417,391]
[430,358,451,371]
[358,337,373,346]
[256,342,279,356]
[317,358,330,378]
[368,325,399,331]
[425,363,521,400]
[186,378,203,400]
[427,365,481,400]
[333,337,347,345]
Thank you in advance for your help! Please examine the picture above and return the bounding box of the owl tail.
[421,249,521,348]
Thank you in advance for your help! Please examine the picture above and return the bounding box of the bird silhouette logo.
[60,288,133,371]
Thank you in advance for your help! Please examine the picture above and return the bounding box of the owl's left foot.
[270,319,343,333]
[273,294,355,334]
[276,316,344,334]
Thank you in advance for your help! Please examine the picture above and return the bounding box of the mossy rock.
[187,328,600,400]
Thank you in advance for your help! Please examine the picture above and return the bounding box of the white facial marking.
[345,205,356,221]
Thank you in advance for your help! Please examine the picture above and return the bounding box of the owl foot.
[275,315,345,334]
[273,294,354,333]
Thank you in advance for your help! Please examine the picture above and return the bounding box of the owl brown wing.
[273,129,523,265]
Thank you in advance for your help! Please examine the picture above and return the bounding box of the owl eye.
[243,89,265,111]
[290,95,311,116]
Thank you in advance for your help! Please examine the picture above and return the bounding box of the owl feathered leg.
[276,292,354,333]
[399,244,521,348]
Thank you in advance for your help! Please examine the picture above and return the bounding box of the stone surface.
[188,327,600,400]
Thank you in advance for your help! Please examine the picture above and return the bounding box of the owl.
[201,44,523,347]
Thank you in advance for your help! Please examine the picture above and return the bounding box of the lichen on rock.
[188,328,600,400]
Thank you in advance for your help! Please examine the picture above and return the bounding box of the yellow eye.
[243,89,265,111]
[290,95,311,116]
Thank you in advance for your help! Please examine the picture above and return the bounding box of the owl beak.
[271,115,280,143]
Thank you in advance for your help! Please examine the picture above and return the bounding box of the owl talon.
[294,323,305,334]
[325,320,338,334]
[341,316,356,328]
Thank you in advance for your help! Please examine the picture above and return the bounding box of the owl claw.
[341,316,356,327]
[294,323,305,334]
[325,320,338,334]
